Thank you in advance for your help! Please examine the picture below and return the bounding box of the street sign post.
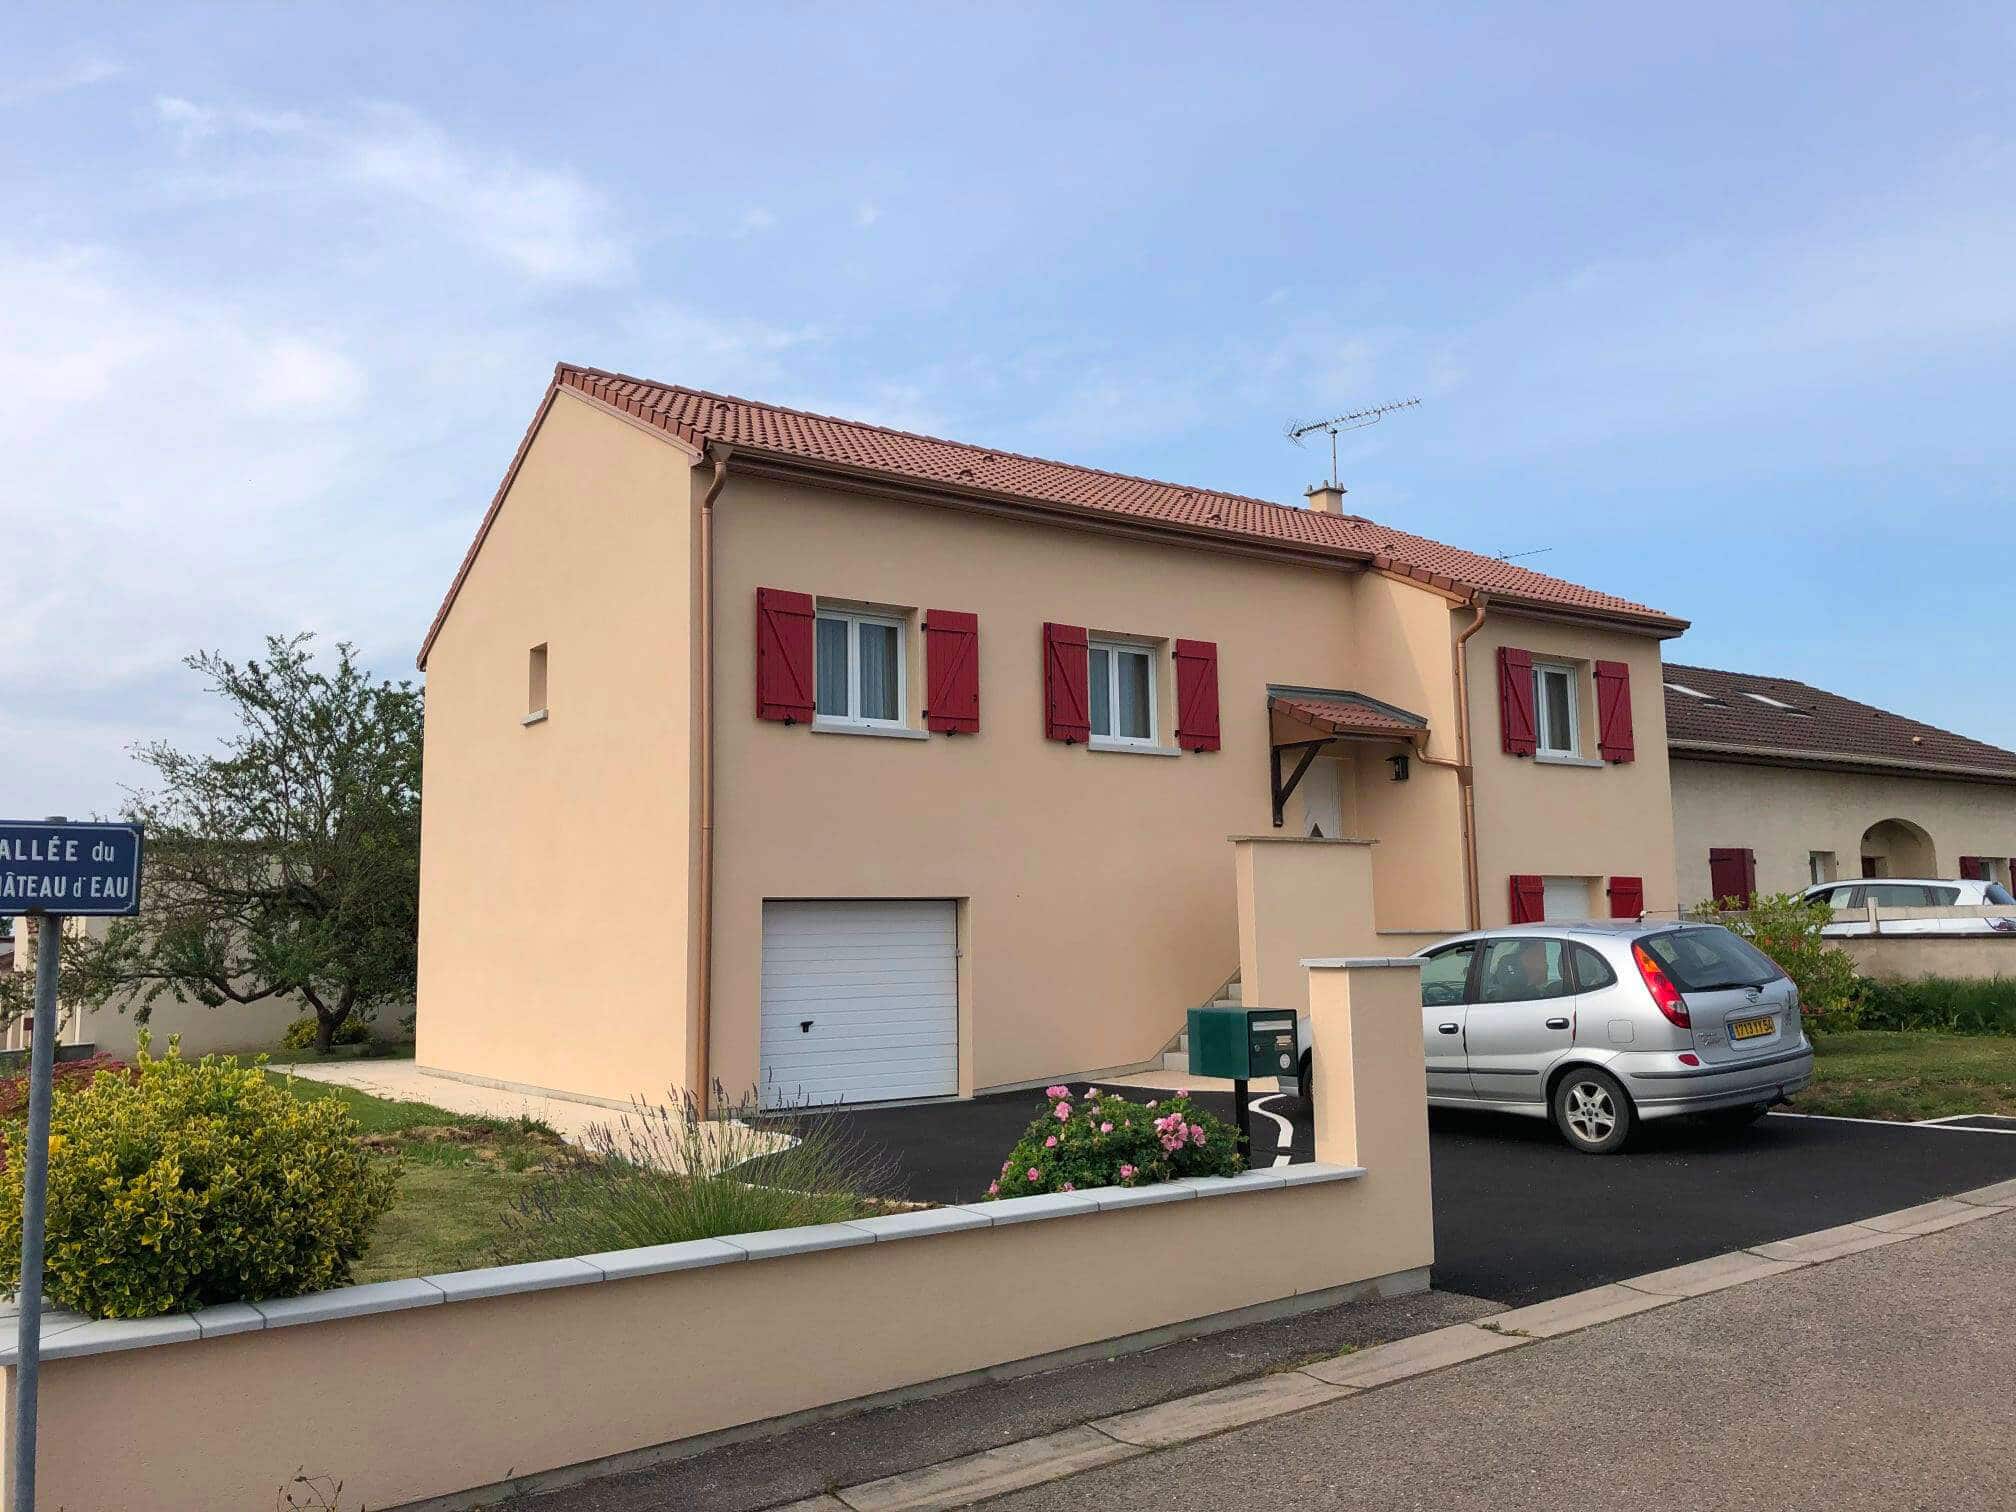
[1,818,143,1512]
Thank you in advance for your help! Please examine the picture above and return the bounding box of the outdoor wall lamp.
[1387,753,1410,782]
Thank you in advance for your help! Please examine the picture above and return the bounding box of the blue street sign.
[0,820,145,917]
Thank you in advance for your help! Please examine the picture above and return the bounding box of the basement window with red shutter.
[1607,875,1645,919]
[1509,873,1546,924]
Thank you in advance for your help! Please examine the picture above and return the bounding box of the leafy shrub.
[280,1013,373,1051]
[1694,891,1865,1033]
[499,1086,899,1259]
[1857,976,2016,1035]
[986,1086,1243,1199]
[0,1046,397,1318]
[0,1054,128,1121]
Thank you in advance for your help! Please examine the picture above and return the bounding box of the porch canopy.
[1267,685,1429,827]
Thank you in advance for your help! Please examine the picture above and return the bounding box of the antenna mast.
[1285,398,1421,488]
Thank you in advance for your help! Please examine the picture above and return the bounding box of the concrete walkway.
[955,1195,2016,1512]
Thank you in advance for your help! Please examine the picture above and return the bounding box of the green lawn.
[1795,1031,2016,1121]
[267,1072,573,1282]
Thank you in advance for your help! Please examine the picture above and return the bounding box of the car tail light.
[1632,943,1691,1028]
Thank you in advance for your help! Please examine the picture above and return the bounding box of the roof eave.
[1668,739,2016,786]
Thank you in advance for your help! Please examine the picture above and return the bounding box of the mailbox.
[1249,1011,1298,1078]
[1187,1007,1299,1080]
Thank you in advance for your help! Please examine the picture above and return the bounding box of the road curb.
[767,1187,2016,1511]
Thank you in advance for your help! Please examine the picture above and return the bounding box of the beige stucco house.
[1665,663,2016,904]
[414,364,1687,1108]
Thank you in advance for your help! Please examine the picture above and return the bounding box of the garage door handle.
[1437,1023,1460,1034]
[1545,1016,1570,1030]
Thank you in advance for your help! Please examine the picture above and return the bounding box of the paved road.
[791,1088,2016,1303]
[989,1208,2016,1512]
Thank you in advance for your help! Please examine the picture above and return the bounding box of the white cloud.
[151,97,632,286]
[735,207,777,237]
[854,202,881,228]
[245,339,369,418]
[0,57,124,107]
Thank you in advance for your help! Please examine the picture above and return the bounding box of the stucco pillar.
[1231,836,1379,1017]
[1303,956,1434,1268]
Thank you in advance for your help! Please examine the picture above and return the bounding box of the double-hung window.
[1533,662,1579,756]
[1089,640,1156,745]
[815,609,905,727]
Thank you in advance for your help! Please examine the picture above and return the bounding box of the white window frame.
[1088,638,1159,747]
[814,609,908,729]
[1532,661,1580,757]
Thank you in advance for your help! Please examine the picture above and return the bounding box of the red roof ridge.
[559,362,1315,521]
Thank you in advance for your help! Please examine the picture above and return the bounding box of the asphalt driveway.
[785,1087,2016,1305]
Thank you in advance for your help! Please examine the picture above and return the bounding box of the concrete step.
[1160,1048,1190,1071]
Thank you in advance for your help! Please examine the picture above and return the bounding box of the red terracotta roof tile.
[418,365,1687,667]
[1664,663,2016,781]
[1270,690,1428,739]
[559,366,1686,627]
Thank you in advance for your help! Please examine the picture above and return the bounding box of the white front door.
[760,899,959,1108]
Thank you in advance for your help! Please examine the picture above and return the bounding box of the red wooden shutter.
[1708,847,1757,906]
[923,610,980,734]
[1509,873,1545,923]
[1497,646,1536,756]
[1959,856,1985,880]
[1042,622,1090,743]
[1607,875,1645,919]
[755,587,815,724]
[1173,639,1221,752]
[1593,659,1636,763]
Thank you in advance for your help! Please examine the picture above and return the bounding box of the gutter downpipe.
[695,445,732,1114]
[1453,595,1490,931]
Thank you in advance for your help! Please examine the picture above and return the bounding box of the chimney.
[1305,482,1348,515]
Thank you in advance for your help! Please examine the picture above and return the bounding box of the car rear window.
[1638,927,1783,991]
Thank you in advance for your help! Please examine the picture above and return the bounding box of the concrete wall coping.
[0,1163,1364,1367]
[1226,834,1376,846]
[1301,955,1425,970]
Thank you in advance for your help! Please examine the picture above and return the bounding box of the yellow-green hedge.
[0,1047,396,1319]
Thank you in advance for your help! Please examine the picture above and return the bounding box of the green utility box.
[1187,1007,1299,1080]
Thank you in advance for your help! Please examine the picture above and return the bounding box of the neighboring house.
[414,364,1685,1108]
[3,914,317,1060]
[1665,663,2016,905]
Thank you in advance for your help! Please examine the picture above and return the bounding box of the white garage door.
[760,900,958,1108]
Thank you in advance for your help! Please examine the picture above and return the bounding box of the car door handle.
[1437,1023,1460,1034]
[1545,1016,1570,1030]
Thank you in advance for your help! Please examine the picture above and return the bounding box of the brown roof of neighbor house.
[418,363,1688,667]
[1663,663,2016,782]
[1269,690,1428,741]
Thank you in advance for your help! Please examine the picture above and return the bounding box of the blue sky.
[4,3,2013,815]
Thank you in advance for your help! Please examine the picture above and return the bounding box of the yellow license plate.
[1729,1015,1774,1041]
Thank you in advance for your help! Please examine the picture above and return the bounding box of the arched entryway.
[1860,817,1936,879]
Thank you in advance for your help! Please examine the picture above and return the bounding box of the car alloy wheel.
[1552,1066,1632,1154]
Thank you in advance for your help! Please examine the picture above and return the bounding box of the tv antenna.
[1494,546,1553,562]
[1285,398,1421,488]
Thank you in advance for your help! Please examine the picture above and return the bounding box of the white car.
[1799,878,2016,936]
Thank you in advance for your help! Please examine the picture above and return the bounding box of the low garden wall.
[1838,933,2016,982]
[1,958,1431,1511]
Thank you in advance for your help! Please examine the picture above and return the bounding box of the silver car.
[1281,920,1814,1154]
[1798,878,2016,936]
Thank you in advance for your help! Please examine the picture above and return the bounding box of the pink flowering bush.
[983,1085,1242,1199]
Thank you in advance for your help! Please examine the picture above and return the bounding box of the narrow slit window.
[527,644,548,720]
